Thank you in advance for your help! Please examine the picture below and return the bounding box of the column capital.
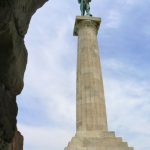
[73,16,101,36]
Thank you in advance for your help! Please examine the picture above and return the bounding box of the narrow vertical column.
[74,16,108,135]
[64,16,134,150]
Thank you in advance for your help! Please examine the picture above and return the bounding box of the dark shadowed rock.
[0,131,23,150]
[0,0,48,149]
[11,131,23,150]
[0,85,17,143]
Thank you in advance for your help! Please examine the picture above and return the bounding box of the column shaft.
[75,17,108,133]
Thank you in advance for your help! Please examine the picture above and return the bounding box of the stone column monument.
[64,16,134,150]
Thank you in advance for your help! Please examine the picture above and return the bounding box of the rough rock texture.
[0,0,48,149]
[0,131,23,150]
[11,131,23,150]
[0,85,17,143]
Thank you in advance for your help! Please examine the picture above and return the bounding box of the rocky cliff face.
[0,0,48,149]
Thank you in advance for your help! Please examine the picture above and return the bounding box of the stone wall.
[0,0,48,149]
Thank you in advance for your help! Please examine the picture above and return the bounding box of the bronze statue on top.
[78,0,92,16]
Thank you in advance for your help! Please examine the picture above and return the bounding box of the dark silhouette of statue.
[78,0,92,16]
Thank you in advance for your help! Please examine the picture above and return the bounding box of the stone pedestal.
[64,16,134,150]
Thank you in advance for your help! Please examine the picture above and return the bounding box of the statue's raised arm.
[78,0,92,16]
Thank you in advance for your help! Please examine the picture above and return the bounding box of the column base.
[64,131,134,150]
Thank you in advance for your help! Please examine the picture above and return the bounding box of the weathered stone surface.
[65,16,134,150]
[0,0,48,148]
[0,85,17,143]
[74,16,108,133]
[65,132,134,150]
[11,131,23,150]
[0,131,23,150]
[0,0,48,94]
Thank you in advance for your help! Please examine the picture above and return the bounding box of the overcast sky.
[17,0,150,150]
